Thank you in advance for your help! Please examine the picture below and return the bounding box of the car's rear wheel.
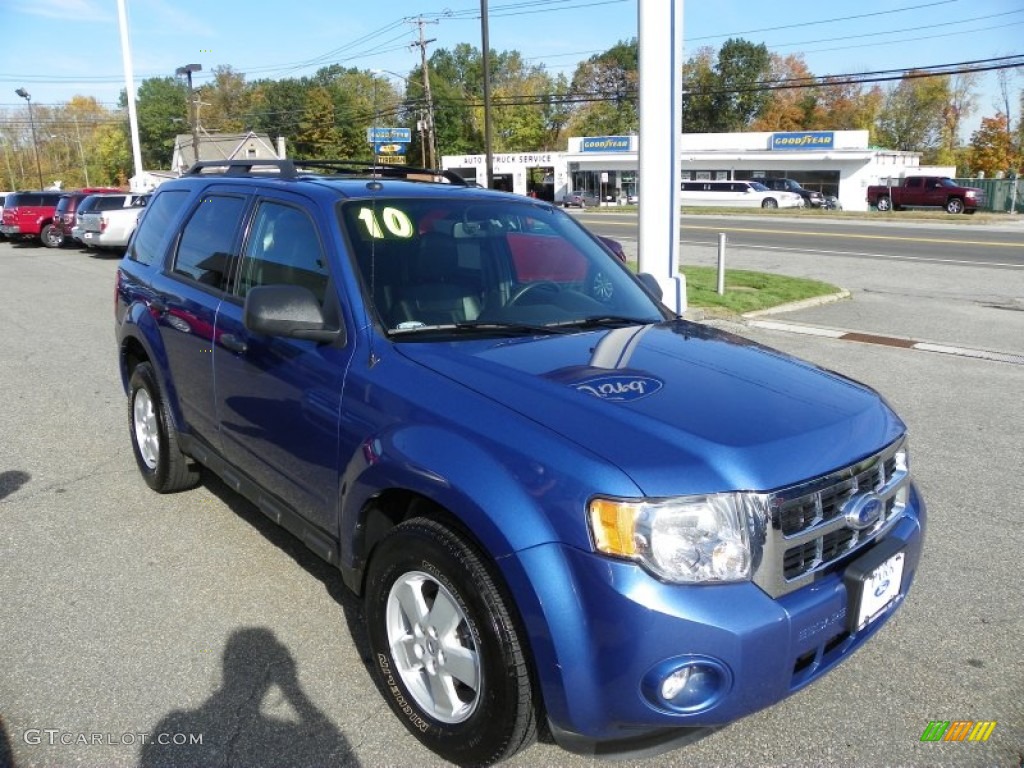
[128,362,199,492]
[41,223,64,248]
[876,195,892,212]
[761,198,778,209]
[365,518,536,766]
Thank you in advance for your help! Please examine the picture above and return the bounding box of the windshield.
[749,182,769,191]
[339,197,666,337]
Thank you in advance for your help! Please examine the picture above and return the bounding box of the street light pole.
[175,64,202,166]
[15,88,44,189]
[480,0,494,189]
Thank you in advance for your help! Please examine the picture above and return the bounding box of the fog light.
[660,667,692,700]
[642,656,732,714]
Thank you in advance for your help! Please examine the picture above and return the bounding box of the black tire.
[365,518,536,766]
[876,195,892,212]
[41,223,64,248]
[946,197,965,214]
[761,197,778,209]
[128,362,200,492]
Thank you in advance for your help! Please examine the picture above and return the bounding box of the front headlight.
[965,190,976,198]
[588,493,767,583]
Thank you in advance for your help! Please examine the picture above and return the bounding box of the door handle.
[220,333,248,354]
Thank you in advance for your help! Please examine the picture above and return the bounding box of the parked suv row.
[50,188,123,247]
[114,159,924,766]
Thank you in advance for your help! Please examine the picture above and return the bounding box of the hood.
[394,321,904,497]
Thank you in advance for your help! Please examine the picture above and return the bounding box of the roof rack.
[183,159,468,186]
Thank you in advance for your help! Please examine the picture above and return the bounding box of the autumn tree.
[808,78,883,133]
[750,54,816,131]
[968,113,1018,176]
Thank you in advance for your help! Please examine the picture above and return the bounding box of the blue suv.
[115,160,925,765]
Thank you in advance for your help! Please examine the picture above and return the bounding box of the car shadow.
[139,626,360,768]
[0,470,30,501]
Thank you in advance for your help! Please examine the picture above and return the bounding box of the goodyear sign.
[374,143,407,156]
[771,131,834,151]
[366,127,411,143]
[581,136,631,153]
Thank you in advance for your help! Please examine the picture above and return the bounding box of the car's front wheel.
[365,518,536,766]
[128,362,200,492]
[946,197,965,214]
[761,197,778,209]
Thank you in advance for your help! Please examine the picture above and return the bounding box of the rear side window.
[130,190,189,266]
[92,195,128,211]
[172,194,247,290]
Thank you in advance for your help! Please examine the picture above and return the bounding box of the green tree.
[135,77,187,168]
[295,86,341,159]
[92,123,132,186]
[875,72,950,159]
[566,39,638,137]
[203,65,249,133]
[246,77,306,150]
[681,39,772,132]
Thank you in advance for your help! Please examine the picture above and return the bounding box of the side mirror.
[244,284,341,343]
[637,272,663,301]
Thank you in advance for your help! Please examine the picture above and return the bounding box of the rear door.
[155,189,250,448]
[213,192,348,533]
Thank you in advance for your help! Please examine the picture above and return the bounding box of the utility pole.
[480,0,494,189]
[72,114,90,187]
[410,16,438,168]
[176,64,203,166]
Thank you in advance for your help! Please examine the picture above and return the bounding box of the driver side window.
[235,201,329,303]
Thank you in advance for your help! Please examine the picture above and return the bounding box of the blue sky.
[1,0,1021,135]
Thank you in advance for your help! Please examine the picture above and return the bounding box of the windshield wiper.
[552,315,654,329]
[389,321,571,337]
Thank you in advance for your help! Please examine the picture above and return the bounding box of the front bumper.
[508,483,925,755]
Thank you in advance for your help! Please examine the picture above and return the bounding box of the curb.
[741,290,851,319]
[744,318,1024,366]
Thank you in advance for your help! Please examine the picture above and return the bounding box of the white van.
[680,180,804,209]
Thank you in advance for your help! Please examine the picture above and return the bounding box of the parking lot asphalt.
[1,239,1022,768]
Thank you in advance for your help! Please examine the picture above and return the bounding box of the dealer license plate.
[856,551,904,630]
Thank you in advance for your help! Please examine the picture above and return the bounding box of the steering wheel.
[508,281,562,306]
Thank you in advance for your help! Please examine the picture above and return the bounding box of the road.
[578,212,1024,357]
[578,211,1024,269]
[1,239,1022,768]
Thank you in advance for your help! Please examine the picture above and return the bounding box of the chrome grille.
[753,438,909,597]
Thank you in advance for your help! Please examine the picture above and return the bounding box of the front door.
[213,195,349,533]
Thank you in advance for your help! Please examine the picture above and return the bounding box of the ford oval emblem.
[572,374,663,402]
[842,493,884,530]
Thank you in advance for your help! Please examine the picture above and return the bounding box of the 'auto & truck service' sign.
[771,131,834,151]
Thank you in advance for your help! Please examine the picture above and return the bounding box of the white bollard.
[717,233,726,295]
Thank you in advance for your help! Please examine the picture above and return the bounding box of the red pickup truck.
[866,176,985,214]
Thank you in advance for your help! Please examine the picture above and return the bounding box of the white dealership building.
[442,130,952,212]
